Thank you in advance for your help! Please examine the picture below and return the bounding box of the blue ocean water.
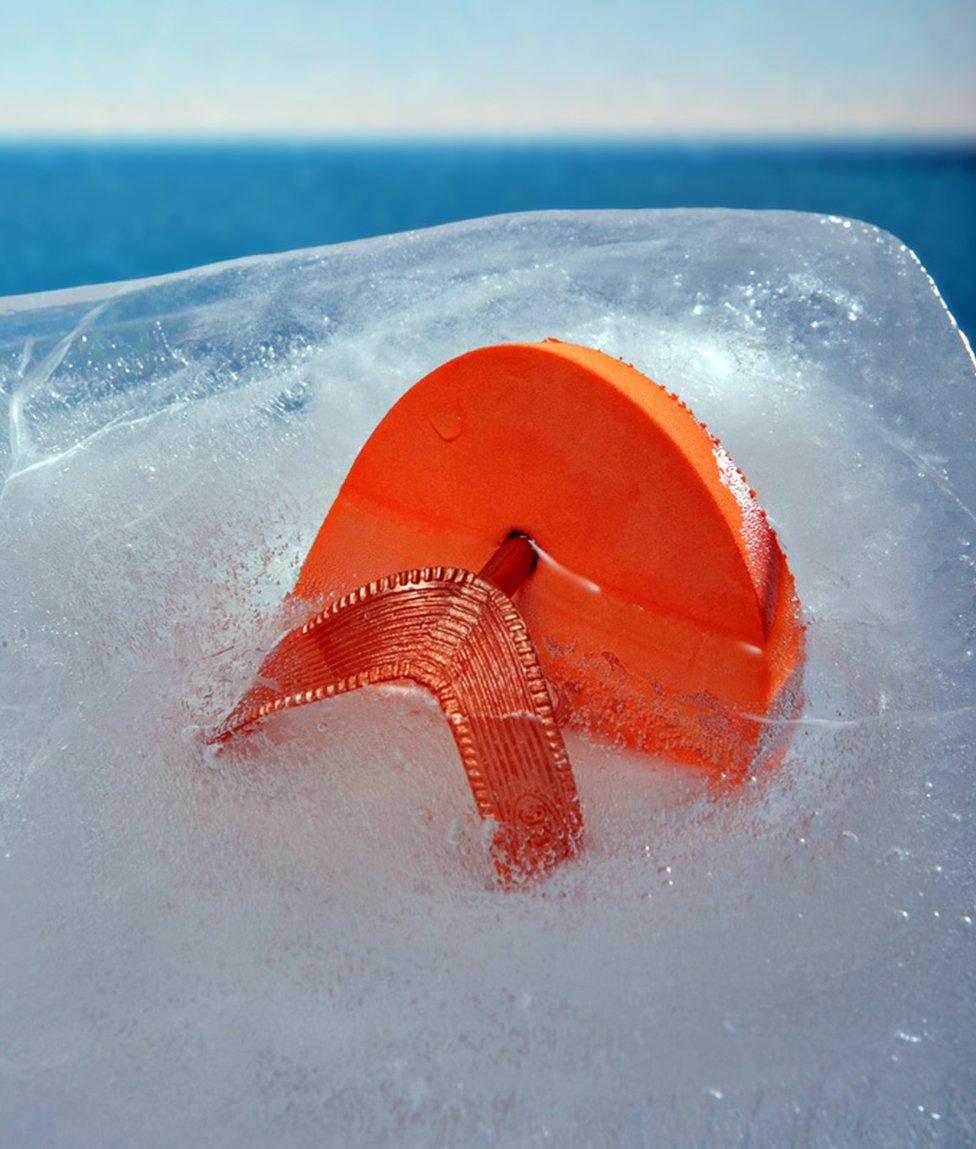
[1,140,973,338]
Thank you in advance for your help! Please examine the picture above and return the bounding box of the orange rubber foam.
[293,340,804,777]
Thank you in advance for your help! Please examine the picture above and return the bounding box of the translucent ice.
[1,210,974,1145]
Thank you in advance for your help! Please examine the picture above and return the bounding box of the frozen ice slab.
[1,210,974,1146]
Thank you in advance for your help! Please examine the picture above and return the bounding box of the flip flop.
[211,340,804,882]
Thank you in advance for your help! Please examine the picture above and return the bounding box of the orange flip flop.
[211,341,804,882]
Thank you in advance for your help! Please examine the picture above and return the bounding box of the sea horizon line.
[0,130,973,149]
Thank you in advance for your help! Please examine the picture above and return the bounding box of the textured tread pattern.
[212,567,582,882]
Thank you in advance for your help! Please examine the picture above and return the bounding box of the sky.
[2,0,974,138]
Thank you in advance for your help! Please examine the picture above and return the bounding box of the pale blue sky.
[3,0,974,137]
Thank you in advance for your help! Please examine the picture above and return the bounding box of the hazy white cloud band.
[2,0,973,137]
